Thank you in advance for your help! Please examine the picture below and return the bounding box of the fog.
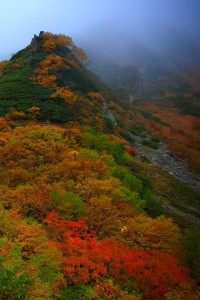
[1,0,200,68]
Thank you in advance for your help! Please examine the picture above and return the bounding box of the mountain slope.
[82,30,200,173]
[0,31,104,124]
[0,32,200,299]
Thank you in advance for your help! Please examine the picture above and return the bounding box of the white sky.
[0,0,199,59]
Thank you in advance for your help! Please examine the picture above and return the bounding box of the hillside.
[87,57,200,174]
[79,25,200,174]
[0,31,105,125]
[0,32,200,299]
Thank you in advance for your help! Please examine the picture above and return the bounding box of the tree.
[85,196,121,237]
[120,214,181,252]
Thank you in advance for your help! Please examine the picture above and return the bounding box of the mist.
[1,0,200,68]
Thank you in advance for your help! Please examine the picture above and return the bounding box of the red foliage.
[45,212,192,299]
[127,147,138,156]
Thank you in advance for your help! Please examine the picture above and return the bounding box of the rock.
[31,34,38,46]
[134,139,200,192]
[102,100,117,125]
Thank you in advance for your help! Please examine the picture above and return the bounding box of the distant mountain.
[143,25,200,70]
[78,23,200,70]
[77,24,200,108]
[78,24,162,70]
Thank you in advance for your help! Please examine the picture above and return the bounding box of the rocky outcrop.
[102,100,117,125]
[30,34,39,46]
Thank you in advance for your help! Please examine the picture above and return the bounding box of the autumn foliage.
[0,32,199,299]
[0,115,198,299]
[30,32,87,106]
[0,60,9,71]
[44,211,195,300]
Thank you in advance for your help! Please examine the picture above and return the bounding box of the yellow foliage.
[5,110,25,121]
[121,214,181,252]
[165,282,200,300]
[41,32,73,51]
[30,53,77,104]
[86,196,121,236]
[72,44,87,62]
[56,34,72,47]
[10,63,20,69]
[0,60,9,71]
[31,74,57,87]
[88,92,104,102]
[51,87,75,105]
[26,106,41,119]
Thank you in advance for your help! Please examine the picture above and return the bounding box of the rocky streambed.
[137,142,200,192]
[127,131,200,193]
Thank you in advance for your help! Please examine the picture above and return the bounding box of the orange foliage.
[55,34,73,47]
[5,110,25,121]
[72,44,87,62]
[26,106,41,119]
[31,74,57,87]
[10,63,20,69]
[0,60,9,71]
[30,53,77,104]
[51,87,75,105]
[41,32,86,62]
[140,102,200,171]
[88,92,104,102]
[41,32,73,52]
[41,32,56,51]
[31,54,65,88]
[38,54,64,70]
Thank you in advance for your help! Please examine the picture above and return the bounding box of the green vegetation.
[140,110,171,127]
[181,228,200,279]
[0,52,74,123]
[142,137,160,149]
[130,123,147,137]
